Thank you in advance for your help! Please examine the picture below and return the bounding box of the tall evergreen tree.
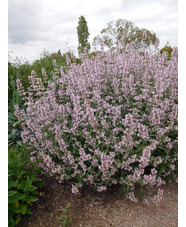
[77,16,90,55]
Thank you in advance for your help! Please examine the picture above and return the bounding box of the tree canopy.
[93,19,158,51]
[160,43,173,55]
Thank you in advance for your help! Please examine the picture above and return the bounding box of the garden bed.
[18,173,178,227]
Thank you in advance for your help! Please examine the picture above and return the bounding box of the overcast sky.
[8,0,178,63]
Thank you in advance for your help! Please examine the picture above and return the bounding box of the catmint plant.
[15,38,178,204]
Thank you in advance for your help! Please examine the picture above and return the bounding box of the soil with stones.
[17,174,178,227]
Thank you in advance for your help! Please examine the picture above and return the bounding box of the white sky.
[8,0,177,63]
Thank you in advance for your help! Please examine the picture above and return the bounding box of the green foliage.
[57,203,72,227]
[8,146,43,227]
[88,51,102,59]
[77,16,91,55]
[8,62,18,105]
[16,62,33,89]
[8,61,32,110]
[94,18,157,50]
[31,50,62,77]
[8,87,25,113]
[8,87,25,147]
[160,43,173,60]
[8,112,22,147]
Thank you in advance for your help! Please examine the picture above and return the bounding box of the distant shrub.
[8,62,18,105]
[31,50,78,77]
[15,41,178,204]
[160,44,173,60]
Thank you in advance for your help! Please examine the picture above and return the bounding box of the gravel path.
[73,183,178,227]
[18,175,178,227]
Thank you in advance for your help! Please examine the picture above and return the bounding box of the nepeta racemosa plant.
[15,38,178,204]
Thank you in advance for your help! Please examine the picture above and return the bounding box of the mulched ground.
[17,174,178,227]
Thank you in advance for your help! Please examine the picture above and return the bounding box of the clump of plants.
[8,145,43,226]
[14,38,178,204]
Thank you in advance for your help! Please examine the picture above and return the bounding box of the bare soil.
[17,174,178,227]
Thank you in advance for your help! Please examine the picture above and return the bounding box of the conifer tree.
[77,16,90,55]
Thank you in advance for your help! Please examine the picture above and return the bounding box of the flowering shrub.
[15,40,178,204]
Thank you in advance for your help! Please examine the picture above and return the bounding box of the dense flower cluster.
[15,41,178,204]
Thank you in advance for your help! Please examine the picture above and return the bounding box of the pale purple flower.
[71,185,79,194]
[97,186,107,192]
[166,143,173,149]
[128,191,138,203]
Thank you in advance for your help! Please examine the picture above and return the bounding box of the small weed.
[57,203,72,227]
